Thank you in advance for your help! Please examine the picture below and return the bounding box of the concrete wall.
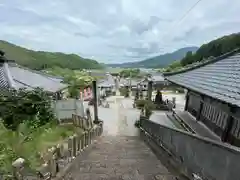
[52,99,85,121]
[140,118,240,180]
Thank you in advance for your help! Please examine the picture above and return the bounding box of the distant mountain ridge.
[0,40,103,70]
[109,46,198,68]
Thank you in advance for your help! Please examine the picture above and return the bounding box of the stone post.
[92,127,95,139]
[82,132,86,149]
[46,146,58,177]
[56,144,62,159]
[80,117,84,129]
[76,135,81,153]
[81,133,85,150]
[72,135,77,157]
[12,158,25,180]
[147,81,153,101]
[85,131,89,147]
[50,153,58,177]
[89,129,92,144]
[68,136,73,162]
[95,125,99,136]
[100,122,103,134]
[172,97,176,109]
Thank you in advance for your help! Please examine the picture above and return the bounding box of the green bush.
[135,99,147,109]
[135,100,156,118]
[119,68,140,78]
[0,88,55,130]
[119,87,129,97]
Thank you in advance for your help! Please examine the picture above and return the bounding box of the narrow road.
[64,96,183,179]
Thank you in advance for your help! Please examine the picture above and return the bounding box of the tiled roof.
[8,64,68,92]
[98,75,115,88]
[40,71,64,82]
[164,49,240,107]
[130,79,140,86]
[0,64,10,89]
[151,74,165,82]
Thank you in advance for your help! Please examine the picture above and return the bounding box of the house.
[164,48,240,147]
[98,74,115,89]
[0,52,68,99]
[151,73,168,88]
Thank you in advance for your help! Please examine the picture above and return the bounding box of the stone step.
[61,135,185,180]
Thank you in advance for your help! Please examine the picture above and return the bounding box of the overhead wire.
[159,0,204,47]
[173,0,204,28]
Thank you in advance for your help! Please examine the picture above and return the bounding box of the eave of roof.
[1,62,68,93]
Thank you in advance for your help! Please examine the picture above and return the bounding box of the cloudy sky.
[0,0,240,63]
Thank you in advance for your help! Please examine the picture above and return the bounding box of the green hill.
[162,32,240,72]
[108,47,198,68]
[180,33,240,66]
[0,40,103,70]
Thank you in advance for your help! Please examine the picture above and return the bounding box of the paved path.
[68,96,183,180]
[84,96,140,136]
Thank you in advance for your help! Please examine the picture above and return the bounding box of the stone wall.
[140,118,240,180]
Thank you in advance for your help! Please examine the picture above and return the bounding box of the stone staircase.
[61,135,183,180]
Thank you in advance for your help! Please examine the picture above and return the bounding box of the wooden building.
[164,49,240,147]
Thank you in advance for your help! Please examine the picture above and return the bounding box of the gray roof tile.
[151,74,165,82]
[165,50,240,107]
[0,64,10,89]
[9,65,68,92]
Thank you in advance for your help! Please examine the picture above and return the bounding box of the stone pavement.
[62,136,181,180]
[68,96,184,180]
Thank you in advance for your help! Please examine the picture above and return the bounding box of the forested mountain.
[180,33,240,66]
[0,40,103,70]
[108,47,198,68]
[162,32,240,72]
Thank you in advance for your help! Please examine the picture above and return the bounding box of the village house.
[164,48,240,147]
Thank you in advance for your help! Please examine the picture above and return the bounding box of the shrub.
[119,87,129,97]
[0,88,55,130]
[135,100,156,118]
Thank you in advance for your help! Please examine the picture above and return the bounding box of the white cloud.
[0,0,239,63]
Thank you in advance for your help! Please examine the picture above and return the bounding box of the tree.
[179,33,240,67]
[181,51,194,66]
[119,68,140,78]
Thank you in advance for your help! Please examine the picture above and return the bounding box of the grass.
[0,121,83,173]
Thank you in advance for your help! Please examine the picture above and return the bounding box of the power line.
[159,0,204,48]
[174,0,203,27]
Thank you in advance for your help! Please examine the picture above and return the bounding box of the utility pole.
[92,80,99,124]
